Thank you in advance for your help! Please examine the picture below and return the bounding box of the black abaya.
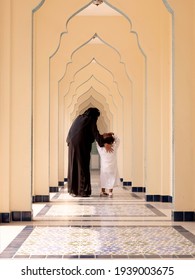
[66,108,104,197]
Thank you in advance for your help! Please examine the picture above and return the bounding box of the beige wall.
[0,0,194,218]
[0,0,11,212]
[0,0,42,215]
[193,0,195,207]
[168,0,195,210]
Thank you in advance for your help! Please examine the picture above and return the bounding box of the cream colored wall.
[168,0,195,210]
[33,0,90,193]
[193,0,195,206]
[0,0,11,212]
[0,0,42,213]
[0,0,195,216]
[118,0,172,195]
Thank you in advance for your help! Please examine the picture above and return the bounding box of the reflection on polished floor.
[0,171,195,259]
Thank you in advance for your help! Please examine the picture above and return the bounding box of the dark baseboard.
[0,212,11,223]
[11,211,32,221]
[123,181,132,186]
[172,211,195,221]
[32,195,50,203]
[49,186,60,193]
[132,186,146,193]
[146,194,173,203]
[0,211,32,223]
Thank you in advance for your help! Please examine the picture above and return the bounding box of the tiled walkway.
[0,171,195,259]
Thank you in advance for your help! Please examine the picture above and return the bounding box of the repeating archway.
[49,9,143,184]
[32,0,173,204]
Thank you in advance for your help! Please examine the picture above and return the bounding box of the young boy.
[96,133,120,197]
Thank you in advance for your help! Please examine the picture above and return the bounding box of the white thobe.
[96,136,120,189]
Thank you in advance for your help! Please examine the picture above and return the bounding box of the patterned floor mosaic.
[51,185,142,202]
[1,172,194,259]
[0,226,195,258]
[35,204,165,218]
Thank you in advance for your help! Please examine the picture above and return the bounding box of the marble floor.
[0,171,195,259]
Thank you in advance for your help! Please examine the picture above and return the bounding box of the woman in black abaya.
[66,107,112,197]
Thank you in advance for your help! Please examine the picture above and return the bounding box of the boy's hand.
[104,143,113,153]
